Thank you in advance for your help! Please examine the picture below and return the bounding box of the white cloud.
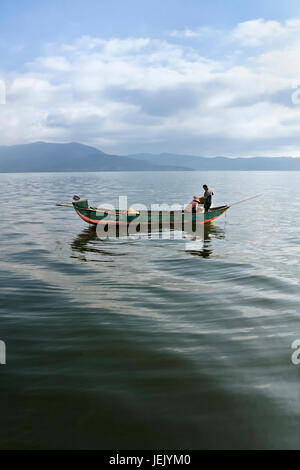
[31,56,71,72]
[1,21,300,156]
[168,26,219,40]
[169,28,205,39]
[231,18,300,47]
[231,19,284,46]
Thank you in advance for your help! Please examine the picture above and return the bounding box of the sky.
[1,0,300,156]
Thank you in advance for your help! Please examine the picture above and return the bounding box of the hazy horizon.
[0,140,299,159]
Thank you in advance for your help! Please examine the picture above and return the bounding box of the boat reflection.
[71,222,225,260]
[70,226,124,259]
[184,223,225,258]
[71,226,98,253]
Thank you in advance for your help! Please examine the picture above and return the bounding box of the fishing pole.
[228,194,263,207]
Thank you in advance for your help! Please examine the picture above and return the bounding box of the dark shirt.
[204,189,214,205]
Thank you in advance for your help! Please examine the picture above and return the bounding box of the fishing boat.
[56,195,261,230]
[57,196,234,229]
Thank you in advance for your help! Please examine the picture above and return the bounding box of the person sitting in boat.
[203,185,214,212]
[185,196,201,213]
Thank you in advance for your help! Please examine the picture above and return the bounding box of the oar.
[56,201,113,213]
[56,202,74,207]
[228,194,262,207]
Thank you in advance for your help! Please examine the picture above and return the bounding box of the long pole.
[229,194,262,207]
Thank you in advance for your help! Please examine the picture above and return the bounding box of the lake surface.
[0,171,300,450]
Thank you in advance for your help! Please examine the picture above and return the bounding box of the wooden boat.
[57,194,261,238]
[58,197,230,228]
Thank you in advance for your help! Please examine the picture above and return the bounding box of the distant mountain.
[0,142,190,172]
[129,152,300,170]
[0,142,300,172]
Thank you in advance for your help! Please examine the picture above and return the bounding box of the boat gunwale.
[73,203,230,226]
[73,203,230,214]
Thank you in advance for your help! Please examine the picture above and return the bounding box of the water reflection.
[71,223,225,260]
[185,223,226,258]
[70,226,123,259]
[71,226,98,253]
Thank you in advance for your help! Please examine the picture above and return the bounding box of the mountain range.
[0,142,300,172]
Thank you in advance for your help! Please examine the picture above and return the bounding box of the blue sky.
[1,0,300,156]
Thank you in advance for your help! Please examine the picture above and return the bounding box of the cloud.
[30,56,71,72]
[169,29,203,38]
[231,18,300,47]
[1,21,300,156]
[168,19,300,49]
[168,27,218,39]
[231,19,285,46]
[105,84,200,117]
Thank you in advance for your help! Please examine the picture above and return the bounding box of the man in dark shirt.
[203,185,214,212]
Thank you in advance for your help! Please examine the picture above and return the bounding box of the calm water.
[0,171,300,450]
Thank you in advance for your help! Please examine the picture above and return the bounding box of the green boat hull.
[72,199,229,227]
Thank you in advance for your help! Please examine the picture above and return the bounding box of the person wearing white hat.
[185,196,201,213]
